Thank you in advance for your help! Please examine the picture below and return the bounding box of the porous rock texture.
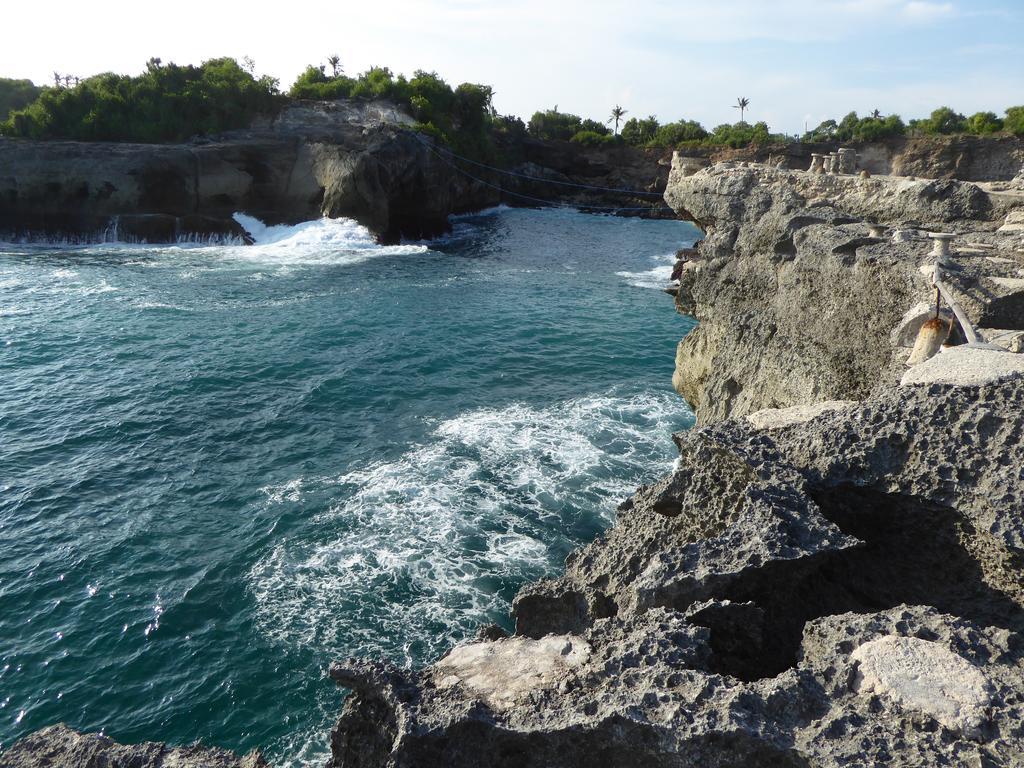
[324,378,1024,767]
[0,724,266,768]
[663,161,1024,423]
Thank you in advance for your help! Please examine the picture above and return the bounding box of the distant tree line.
[525,108,784,149]
[0,58,281,142]
[803,107,1024,142]
[3,57,1023,153]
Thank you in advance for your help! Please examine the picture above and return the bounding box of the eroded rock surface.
[324,380,1024,767]
[0,724,266,768]
[663,161,1024,423]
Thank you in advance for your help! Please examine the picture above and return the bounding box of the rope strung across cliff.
[411,132,675,214]
[412,133,666,197]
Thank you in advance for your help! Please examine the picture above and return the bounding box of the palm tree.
[327,54,342,78]
[733,97,750,123]
[871,109,883,119]
[53,71,62,88]
[609,105,628,134]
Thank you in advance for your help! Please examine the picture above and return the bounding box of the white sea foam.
[450,204,513,220]
[230,213,429,265]
[617,252,677,289]
[248,390,690,664]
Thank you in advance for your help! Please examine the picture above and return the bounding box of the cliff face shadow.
[702,485,1023,681]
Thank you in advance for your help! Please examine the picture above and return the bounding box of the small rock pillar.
[837,148,858,174]
[928,232,956,266]
[809,154,825,173]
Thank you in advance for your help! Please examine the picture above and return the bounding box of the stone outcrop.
[0,724,265,768]
[663,161,1024,423]
[689,135,1024,182]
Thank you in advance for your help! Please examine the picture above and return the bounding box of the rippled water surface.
[0,208,698,764]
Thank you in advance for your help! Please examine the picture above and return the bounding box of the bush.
[288,65,354,99]
[965,111,1003,135]
[921,106,967,135]
[1003,106,1024,137]
[1,57,281,142]
[651,119,707,146]
[0,78,41,121]
[709,121,770,148]
[569,130,620,147]
[621,115,659,145]
[803,113,904,143]
[527,109,583,141]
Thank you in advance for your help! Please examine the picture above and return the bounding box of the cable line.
[414,134,674,214]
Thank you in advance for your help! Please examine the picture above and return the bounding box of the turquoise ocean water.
[0,207,698,764]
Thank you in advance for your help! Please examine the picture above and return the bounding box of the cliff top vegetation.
[2,57,1023,152]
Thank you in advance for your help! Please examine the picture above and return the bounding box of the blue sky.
[3,0,1021,134]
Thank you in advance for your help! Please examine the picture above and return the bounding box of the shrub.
[922,106,967,135]
[1003,106,1024,137]
[288,65,354,99]
[0,78,41,121]
[965,111,1003,135]
[569,130,620,147]
[620,115,659,145]
[709,121,770,148]
[650,119,707,146]
[527,109,583,141]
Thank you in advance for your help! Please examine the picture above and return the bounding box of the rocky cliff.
[665,161,1024,423]
[0,100,676,244]
[679,134,1024,182]
[0,100,499,243]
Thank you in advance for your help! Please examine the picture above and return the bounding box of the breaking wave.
[231,214,428,264]
[617,253,677,289]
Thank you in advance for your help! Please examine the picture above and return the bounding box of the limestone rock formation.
[663,161,1024,423]
[0,724,265,768]
[0,100,497,243]
[320,379,1024,767]
[0,99,678,244]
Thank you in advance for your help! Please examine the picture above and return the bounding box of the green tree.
[327,54,342,77]
[924,106,967,135]
[965,111,1003,134]
[651,119,707,147]
[620,115,659,145]
[0,78,42,121]
[2,57,282,142]
[527,108,583,140]
[1005,106,1024,137]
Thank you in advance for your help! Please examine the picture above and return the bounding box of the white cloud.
[903,1,956,20]
[0,0,1014,136]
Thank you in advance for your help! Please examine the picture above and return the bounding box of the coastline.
[4,135,1024,766]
